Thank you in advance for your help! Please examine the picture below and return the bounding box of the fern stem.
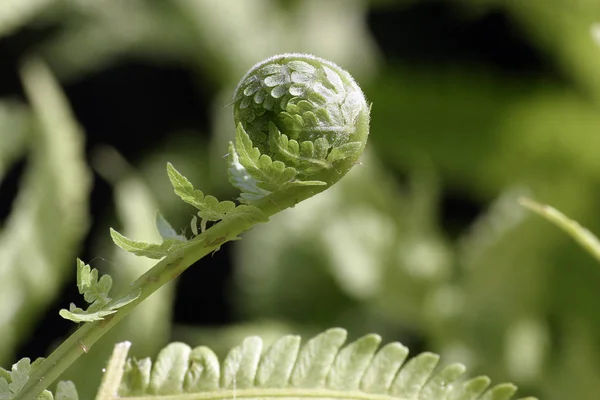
[15,210,264,400]
[16,173,325,399]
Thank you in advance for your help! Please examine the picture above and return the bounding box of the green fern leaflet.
[106,329,536,400]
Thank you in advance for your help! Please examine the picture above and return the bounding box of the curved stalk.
[16,206,270,400]
[15,53,371,399]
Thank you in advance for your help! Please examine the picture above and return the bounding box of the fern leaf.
[110,228,186,259]
[167,163,236,222]
[267,119,363,171]
[228,139,272,203]
[7,358,30,394]
[421,363,466,400]
[114,328,535,400]
[76,260,111,306]
[255,335,301,388]
[268,122,332,174]
[59,305,118,324]
[480,384,517,400]
[290,328,346,387]
[230,124,326,202]
[326,141,364,164]
[221,336,262,389]
[0,358,77,400]
[391,352,440,397]
[149,343,190,395]
[183,346,219,392]
[54,381,78,400]
[360,341,409,393]
[120,357,151,396]
[326,333,381,390]
[58,259,140,323]
[454,376,491,400]
[234,123,298,191]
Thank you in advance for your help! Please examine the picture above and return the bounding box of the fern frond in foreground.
[95,329,535,400]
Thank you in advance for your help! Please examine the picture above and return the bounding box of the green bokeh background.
[1,1,600,399]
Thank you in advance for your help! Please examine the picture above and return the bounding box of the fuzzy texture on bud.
[229,53,370,205]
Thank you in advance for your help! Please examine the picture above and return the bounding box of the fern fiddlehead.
[229,53,370,209]
[10,54,370,400]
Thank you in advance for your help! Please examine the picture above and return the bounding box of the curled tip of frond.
[228,54,370,204]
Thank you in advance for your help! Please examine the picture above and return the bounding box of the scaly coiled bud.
[228,53,370,208]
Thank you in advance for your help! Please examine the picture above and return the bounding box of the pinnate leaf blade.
[450,376,491,400]
[167,162,205,210]
[290,328,347,388]
[481,384,518,400]
[390,352,440,397]
[268,122,331,173]
[9,358,30,394]
[114,328,535,400]
[228,141,271,203]
[120,357,152,396]
[360,342,409,394]
[255,335,300,388]
[149,343,191,395]
[59,307,117,323]
[326,141,364,164]
[110,228,186,259]
[326,334,381,390]
[221,337,262,389]
[235,123,297,193]
[55,380,78,400]
[183,347,220,392]
[167,163,235,222]
[420,363,467,400]
[60,259,141,323]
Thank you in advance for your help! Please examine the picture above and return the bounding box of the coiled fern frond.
[229,53,370,205]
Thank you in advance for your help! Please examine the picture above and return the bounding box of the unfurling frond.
[229,53,370,205]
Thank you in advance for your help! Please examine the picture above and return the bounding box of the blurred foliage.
[1,0,600,399]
